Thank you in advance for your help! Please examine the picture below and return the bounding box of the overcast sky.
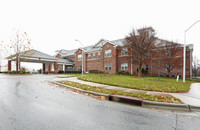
[0,0,200,69]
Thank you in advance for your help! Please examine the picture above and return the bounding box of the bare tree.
[160,40,182,78]
[125,27,156,77]
[5,28,33,71]
[192,56,200,78]
[0,41,7,72]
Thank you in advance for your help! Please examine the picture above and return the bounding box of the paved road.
[0,74,200,130]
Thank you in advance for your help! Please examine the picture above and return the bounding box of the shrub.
[99,71,105,74]
[89,70,99,74]
[118,71,125,75]
[125,71,130,75]
[3,71,29,74]
[59,70,82,74]
[118,71,129,75]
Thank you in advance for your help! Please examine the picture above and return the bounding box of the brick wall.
[75,49,85,71]
[73,43,193,78]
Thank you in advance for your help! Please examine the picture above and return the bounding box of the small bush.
[125,71,130,75]
[59,70,82,74]
[89,70,99,74]
[99,71,105,74]
[118,71,129,75]
[3,71,29,74]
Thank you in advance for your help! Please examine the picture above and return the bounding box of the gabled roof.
[56,49,77,57]
[86,38,126,53]
[85,39,106,53]
[7,49,58,60]
[6,49,74,64]
[55,37,193,57]
[110,38,127,46]
[80,45,93,52]
[57,58,74,64]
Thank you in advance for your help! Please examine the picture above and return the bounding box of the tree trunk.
[16,54,18,71]
[138,64,142,77]
[168,70,171,78]
[158,59,160,80]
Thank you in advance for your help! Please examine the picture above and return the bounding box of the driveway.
[0,74,199,130]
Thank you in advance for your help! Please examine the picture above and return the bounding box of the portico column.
[51,63,54,72]
[43,63,45,74]
[54,62,58,74]
[48,64,51,74]
[63,64,65,73]
[8,60,12,71]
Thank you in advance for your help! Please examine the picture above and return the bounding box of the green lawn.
[58,80,183,104]
[78,74,197,93]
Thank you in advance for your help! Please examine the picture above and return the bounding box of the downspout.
[131,47,133,75]
[190,49,192,78]
[84,52,86,72]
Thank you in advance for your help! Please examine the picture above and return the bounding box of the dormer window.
[93,52,96,59]
[78,55,82,61]
[98,51,101,58]
[88,53,91,59]
[105,49,111,57]
[121,48,128,56]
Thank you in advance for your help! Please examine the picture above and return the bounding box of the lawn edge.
[53,81,200,111]
[77,76,191,93]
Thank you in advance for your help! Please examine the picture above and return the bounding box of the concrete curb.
[109,95,142,106]
[54,82,110,100]
[142,100,190,111]
[54,81,200,111]
[189,105,200,111]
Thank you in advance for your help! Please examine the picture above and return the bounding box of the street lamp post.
[183,20,200,83]
[75,39,84,74]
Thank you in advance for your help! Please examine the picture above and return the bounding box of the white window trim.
[105,49,112,57]
[105,63,108,70]
[88,53,91,59]
[121,48,128,56]
[121,63,128,70]
[78,54,82,61]
[109,63,112,70]
[98,51,101,58]
[93,52,96,59]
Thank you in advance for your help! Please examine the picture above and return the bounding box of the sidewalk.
[56,76,200,107]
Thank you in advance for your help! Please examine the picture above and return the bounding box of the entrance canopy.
[7,49,73,64]
[6,49,74,73]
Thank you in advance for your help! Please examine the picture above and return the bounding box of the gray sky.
[0,0,200,69]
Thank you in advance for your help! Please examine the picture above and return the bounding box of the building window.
[145,64,149,71]
[105,49,111,57]
[145,52,149,58]
[93,52,96,59]
[98,51,101,58]
[78,55,82,61]
[166,64,169,70]
[78,65,82,71]
[150,65,152,71]
[105,63,108,70]
[109,63,112,70]
[166,50,170,56]
[121,63,128,70]
[88,53,91,59]
[121,48,128,56]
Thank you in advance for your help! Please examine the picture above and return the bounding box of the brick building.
[56,38,193,78]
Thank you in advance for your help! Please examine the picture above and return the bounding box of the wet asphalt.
[0,74,200,130]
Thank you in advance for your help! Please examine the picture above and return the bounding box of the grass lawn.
[78,74,197,93]
[58,80,183,104]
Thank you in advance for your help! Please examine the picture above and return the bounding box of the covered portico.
[6,50,74,74]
